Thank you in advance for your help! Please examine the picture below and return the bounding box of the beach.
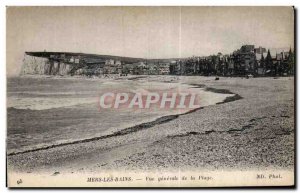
[7,75,294,175]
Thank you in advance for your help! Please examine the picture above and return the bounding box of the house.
[254,46,267,54]
[230,45,256,75]
[147,63,159,75]
[137,62,148,74]
[69,56,75,63]
[74,58,80,64]
[158,63,170,75]
[105,59,115,65]
[103,59,122,74]
[169,61,179,75]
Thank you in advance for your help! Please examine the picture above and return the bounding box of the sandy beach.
[7,76,294,176]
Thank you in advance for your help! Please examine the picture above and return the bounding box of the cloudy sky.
[7,6,294,76]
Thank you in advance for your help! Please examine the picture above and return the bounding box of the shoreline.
[7,76,294,174]
[7,83,241,156]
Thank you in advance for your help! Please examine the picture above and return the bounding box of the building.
[158,63,170,75]
[254,46,267,54]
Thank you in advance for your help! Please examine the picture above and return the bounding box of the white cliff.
[20,55,72,76]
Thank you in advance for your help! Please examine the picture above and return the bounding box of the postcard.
[6,6,295,187]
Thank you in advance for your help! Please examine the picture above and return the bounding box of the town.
[22,44,295,77]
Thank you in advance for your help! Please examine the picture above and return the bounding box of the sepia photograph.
[5,6,295,187]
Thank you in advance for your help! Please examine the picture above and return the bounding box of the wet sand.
[7,76,294,175]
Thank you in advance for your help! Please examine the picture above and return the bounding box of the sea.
[7,76,233,155]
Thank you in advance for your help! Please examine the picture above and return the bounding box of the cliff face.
[20,55,72,76]
[20,55,49,75]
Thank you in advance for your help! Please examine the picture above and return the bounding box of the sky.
[7,6,294,76]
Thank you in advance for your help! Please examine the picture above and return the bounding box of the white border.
[0,1,298,193]
[0,0,298,6]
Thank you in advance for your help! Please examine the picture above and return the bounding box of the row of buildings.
[73,59,171,76]
[77,45,294,77]
[170,45,295,76]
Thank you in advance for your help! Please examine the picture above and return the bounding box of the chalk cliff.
[20,55,72,76]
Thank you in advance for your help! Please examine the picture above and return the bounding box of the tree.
[265,49,273,75]
[287,48,294,75]
[260,53,265,68]
[258,53,265,76]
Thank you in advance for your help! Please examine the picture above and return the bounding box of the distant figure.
[215,77,219,80]
[246,74,253,79]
